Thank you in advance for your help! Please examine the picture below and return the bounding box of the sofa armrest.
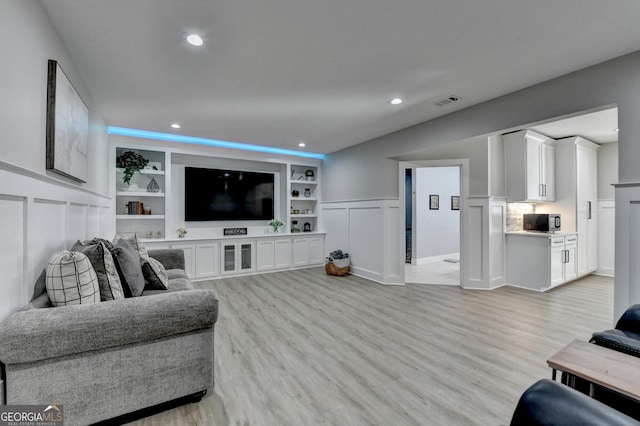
[0,289,217,364]
[510,379,640,425]
[148,248,185,270]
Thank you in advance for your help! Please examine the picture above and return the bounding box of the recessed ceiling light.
[298,142,306,147]
[615,128,619,132]
[186,34,203,46]
[170,123,181,129]
[389,98,403,105]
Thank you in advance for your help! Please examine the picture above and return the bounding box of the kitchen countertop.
[505,231,577,238]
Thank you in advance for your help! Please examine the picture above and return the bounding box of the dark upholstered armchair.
[591,304,640,357]
[510,379,640,425]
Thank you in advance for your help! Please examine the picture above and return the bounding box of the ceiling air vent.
[434,96,461,107]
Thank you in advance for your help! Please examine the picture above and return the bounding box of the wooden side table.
[547,339,640,401]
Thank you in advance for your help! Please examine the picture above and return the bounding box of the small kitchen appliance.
[523,213,561,232]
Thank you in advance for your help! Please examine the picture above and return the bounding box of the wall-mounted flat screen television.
[185,167,274,221]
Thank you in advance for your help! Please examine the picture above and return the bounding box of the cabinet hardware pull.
[588,201,592,219]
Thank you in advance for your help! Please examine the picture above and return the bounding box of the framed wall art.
[451,196,460,210]
[46,59,89,183]
[429,194,439,210]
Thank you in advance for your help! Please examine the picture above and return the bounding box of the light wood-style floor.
[130,269,614,426]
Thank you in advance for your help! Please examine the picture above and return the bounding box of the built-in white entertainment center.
[111,136,324,281]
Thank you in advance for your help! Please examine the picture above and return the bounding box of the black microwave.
[523,213,561,232]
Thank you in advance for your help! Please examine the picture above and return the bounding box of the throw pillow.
[113,233,149,261]
[110,239,145,297]
[72,240,125,301]
[142,257,169,290]
[45,250,101,306]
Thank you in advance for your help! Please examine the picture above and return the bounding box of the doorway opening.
[403,163,463,285]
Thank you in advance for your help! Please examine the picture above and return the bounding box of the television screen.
[185,167,274,221]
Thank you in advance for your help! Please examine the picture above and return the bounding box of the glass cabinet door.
[223,244,236,272]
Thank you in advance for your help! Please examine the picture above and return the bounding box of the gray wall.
[323,51,640,200]
[598,142,618,200]
[0,0,109,195]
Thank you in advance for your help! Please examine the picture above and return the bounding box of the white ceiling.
[529,107,618,144]
[41,1,639,154]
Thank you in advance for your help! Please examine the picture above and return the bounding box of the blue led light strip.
[107,126,325,160]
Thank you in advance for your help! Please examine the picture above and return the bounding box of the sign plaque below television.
[224,227,248,236]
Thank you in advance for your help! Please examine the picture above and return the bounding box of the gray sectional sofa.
[0,249,218,426]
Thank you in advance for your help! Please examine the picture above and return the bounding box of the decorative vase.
[147,177,160,193]
[304,188,311,197]
[292,189,299,197]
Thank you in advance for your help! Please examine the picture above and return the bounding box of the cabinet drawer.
[565,235,578,245]
[550,236,565,247]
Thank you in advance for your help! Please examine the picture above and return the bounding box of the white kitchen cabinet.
[505,130,555,202]
[506,233,578,291]
[543,137,598,277]
[549,235,577,287]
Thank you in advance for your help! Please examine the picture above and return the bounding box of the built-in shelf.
[290,179,317,185]
[116,214,165,220]
[116,168,165,176]
[291,197,317,201]
[116,191,165,197]
[291,214,317,218]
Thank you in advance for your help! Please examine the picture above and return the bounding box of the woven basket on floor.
[325,258,350,276]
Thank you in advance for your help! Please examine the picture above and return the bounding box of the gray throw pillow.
[110,239,145,297]
[142,257,169,290]
[72,240,125,301]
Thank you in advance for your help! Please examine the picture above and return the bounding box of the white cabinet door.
[274,239,292,269]
[564,239,578,282]
[293,238,309,266]
[195,242,219,279]
[221,241,255,275]
[541,142,555,201]
[576,143,598,275]
[256,240,275,272]
[526,138,543,201]
[308,237,325,264]
[549,237,565,287]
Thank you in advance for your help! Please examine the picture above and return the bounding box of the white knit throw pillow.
[46,250,101,306]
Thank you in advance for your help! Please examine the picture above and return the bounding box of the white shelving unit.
[289,165,319,233]
[114,148,167,238]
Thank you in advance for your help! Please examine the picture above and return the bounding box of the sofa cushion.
[72,240,125,301]
[111,239,145,297]
[45,250,101,306]
[142,257,169,290]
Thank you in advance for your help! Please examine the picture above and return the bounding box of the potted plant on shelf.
[268,218,284,233]
[119,151,149,185]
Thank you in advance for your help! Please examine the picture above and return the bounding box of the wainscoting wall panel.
[463,197,506,290]
[0,163,112,321]
[466,204,484,285]
[0,195,25,322]
[597,200,615,276]
[349,207,383,281]
[614,184,640,321]
[320,200,402,284]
